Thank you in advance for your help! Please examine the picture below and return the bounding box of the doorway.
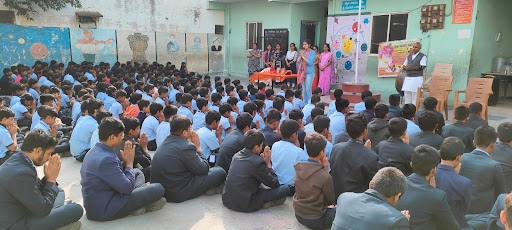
[301,21,317,46]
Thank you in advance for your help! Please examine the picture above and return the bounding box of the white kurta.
[402,53,427,92]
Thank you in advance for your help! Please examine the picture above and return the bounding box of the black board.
[264,28,289,53]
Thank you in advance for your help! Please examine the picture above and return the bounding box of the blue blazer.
[492,142,512,192]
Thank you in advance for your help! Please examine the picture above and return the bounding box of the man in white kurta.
[402,42,427,105]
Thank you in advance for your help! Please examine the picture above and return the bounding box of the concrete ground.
[36,78,512,229]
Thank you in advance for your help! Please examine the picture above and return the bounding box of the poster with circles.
[0,24,71,67]
[327,15,371,83]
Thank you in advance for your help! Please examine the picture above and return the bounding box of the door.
[301,21,317,46]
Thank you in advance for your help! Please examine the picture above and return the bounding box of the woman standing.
[297,39,316,104]
[285,43,299,88]
[273,43,284,69]
[263,44,274,68]
[318,44,334,95]
[312,45,320,92]
[247,43,262,77]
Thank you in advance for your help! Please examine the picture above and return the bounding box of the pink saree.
[318,52,334,95]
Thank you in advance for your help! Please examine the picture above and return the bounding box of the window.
[0,10,15,24]
[370,13,408,54]
[246,22,262,50]
[215,25,224,35]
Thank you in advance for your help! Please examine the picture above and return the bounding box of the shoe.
[145,197,167,213]
[262,197,286,209]
[56,221,81,230]
[131,208,146,216]
[204,183,224,196]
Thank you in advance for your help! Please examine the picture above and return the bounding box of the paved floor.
[36,78,512,229]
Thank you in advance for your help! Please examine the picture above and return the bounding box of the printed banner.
[327,15,371,83]
[70,28,117,66]
[377,39,421,77]
[453,0,474,24]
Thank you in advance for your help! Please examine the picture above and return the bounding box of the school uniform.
[155,97,166,107]
[302,103,315,124]
[237,100,247,113]
[156,120,170,148]
[103,96,116,111]
[109,101,124,119]
[293,98,304,110]
[0,124,13,165]
[69,115,98,157]
[177,106,194,121]
[141,115,160,151]
[220,116,231,138]
[271,140,309,185]
[192,111,206,131]
[197,126,220,159]
[329,112,346,138]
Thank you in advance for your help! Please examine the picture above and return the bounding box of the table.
[249,72,297,88]
[481,73,512,98]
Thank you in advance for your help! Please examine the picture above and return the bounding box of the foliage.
[3,0,82,20]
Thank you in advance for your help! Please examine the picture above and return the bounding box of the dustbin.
[482,75,499,106]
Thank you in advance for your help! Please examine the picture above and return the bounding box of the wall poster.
[377,39,421,77]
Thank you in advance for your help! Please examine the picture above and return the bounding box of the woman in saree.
[318,44,334,95]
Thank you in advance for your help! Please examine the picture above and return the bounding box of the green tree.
[3,0,82,20]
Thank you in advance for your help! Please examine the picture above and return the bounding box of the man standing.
[402,42,427,105]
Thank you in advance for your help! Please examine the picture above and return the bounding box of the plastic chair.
[453,78,494,121]
[416,75,453,119]
[423,63,453,88]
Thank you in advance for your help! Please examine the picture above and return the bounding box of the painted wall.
[329,0,479,103]
[0,0,224,33]
[69,28,117,66]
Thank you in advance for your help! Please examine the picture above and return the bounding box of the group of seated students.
[2,60,512,230]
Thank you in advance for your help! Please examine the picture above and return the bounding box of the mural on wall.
[116,31,156,64]
[186,33,208,74]
[156,32,187,66]
[327,15,371,83]
[208,34,224,74]
[70,28,117,66]
[0,24,71,67]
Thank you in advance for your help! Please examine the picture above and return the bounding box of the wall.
[329,0,479,103]
[0,0,224,33]
[290,2,328,49]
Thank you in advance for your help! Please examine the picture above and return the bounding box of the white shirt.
[403,52,427,67]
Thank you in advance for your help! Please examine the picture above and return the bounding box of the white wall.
[0,0,224,33]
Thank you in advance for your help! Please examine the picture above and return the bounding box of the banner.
[327,15,371,83]
[453,0,474,24]
[377,39,420,77]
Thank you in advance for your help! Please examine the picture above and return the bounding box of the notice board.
[264,29,289,53]
[452,0,474,24]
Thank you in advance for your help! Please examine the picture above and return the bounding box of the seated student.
[402,103,421,136]
[142,84,155,103]
[227,96,240,120]
[354,90,372,113]
[89,110,112,149]
[289,109,306,149]
[177,93,194,121]
[197,111,223,163]
[156,105,178,148]
[9,83,24,108]
[237,89,249,113]
[248,85,258,102]
[264,89,275,115]
[260,108,282,149]
[151,115,227,203]
[366,104,390,151]
[141,103,163,151]
[155,87,169,107]
[305,108,324,135]
[327,89,343,117]
[493,122,512,193]
[311,115,333,170]
[396,145,460,230]
[81,117,166,221]
[109,90,127,119]
[331,114,378,197]
[329,97,350,138]
[0,130,83,229]
[409,113,443,151]
[210,92,222,112]
[293,90,304,110]
[70,99,101,161]
[434,137,472,228]
[332,167,410,230]
[0,108,18,165]
[126,92,142,118]
[71,89,88,126]
[466,102,488,130]
[359,97,377,123]
[302,95,320,124]
[460,126,505,228]
[215,113,253,173]
[257,82,266,95]
[31,94,53,130]
[103,86,117,111]
[33,105,70,154]
[284,89,295,112]
[376,117,413,176]
[222,129,289,212]
[271,119,308,187]
[272,97,287,124]
[488,193,510,230]
[414,97,445,134]
[387,94,402,120]
[244,101,261,129]
[192,98,209,131]
[277,84,288,97]
[12,93,35,128]
[136,99,151,125]
[294,133,336,229]
[169,81,181,103]
[219,103,234,138]
[442,105,475,153]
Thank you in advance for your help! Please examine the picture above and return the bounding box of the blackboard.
[264,28,289,53]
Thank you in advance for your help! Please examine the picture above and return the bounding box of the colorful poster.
[185,33,208,74]
[156,32,186,66]
[70,28,117,66]
[326,15,371,83]
[208,34,224,75]
[377,39,420,77]
[0,24,71,67]
[453,0,474,24]
[116,31,156,64]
